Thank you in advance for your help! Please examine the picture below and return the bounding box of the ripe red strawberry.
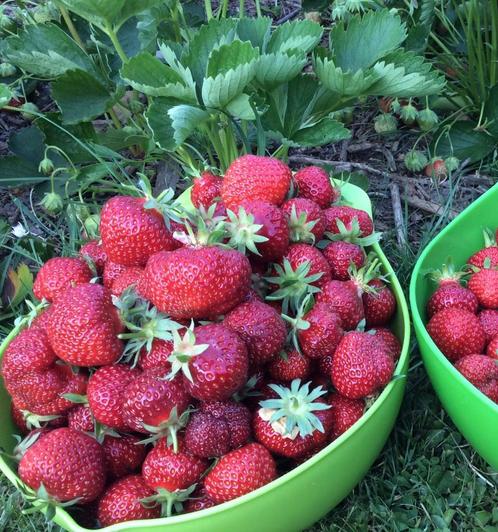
[200,401,252,450]
[316,280,364,330]
[426,307,486,362]
[425,159,447,178]
[486,335,498,359]
[47,283,123,367]
[479,310,498,344]
[268,350,311,382]
[254,380,330,458]
[363,279,396,327]
[284,243,332,289]
[98,475,159,526]
[184,411,232,458]
[122,369,190,435]
[191,171,222,209]
[224,300,286,365]
[328,393,364,439]
[68,405,94,432]
[468,229,498,269]
[103,434,147,480]
[323,241,365,280]
[30,307,54,333]
[204,443,276,503]
[33,257,93,302]
[323,205,373,237]
[455,354,498,403]
[281,197,326,243]
[184,485,217,513]
[168,323,248,401]
[468,268,498,309]
[221,155,291,210]
[143,247,251,319]
[80,240,107,275]
[142,438,207,491]
[427,282,478,318]
[111,267,144,296]
[227,199,289,262]
[19,427,106,503]
[138,339,173,370]
[1,327,87,415]
[100,195,179,267]
[317,352,334,377]
[103,261,128,288]
[87,365,140,430]
[367,328,402,362]
[297,304,343,359]
[331,332,394,399]
[293,166,339,208]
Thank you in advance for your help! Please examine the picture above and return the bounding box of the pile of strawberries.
[426,230,498,404]
[1,155,400,527]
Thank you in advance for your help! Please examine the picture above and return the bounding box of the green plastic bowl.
[410,184,498,470]
[0,182,411,532]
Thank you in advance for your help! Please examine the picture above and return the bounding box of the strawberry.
[184,485,217,513]
[67,405,94,432]
[427,282,478,318]
[200,401,252,450]
[111,267,144,296]
[315,280,364,330]
[363,278,396,327]
[87,365,140,430]
[309,406,335,449]
[221,155,291,210]
[80,240,107,275]
[468,267,498,309]
[142,438,207,492]
[281,197,326,243]
[317,353,334,377]
[424,159,447,178]
[283,244,332,288]
[254,380,330,458]
[1,327,87,415]
[331,332,394,399]
[46,283,123,367]
[102,434,147,480]
[227,200,289,262]
[33,257,93,302]
[367,328,402,362]
[486,335,498,359]
[143,247,251,319]
[168,323,248,401]
[204,443,276,503]
[328,393,364,439]
[293,166,339,208]
[268,350,311,382]
[479,310,498,344]
[138,339,173,370]
[455,354,498,403]
[426,307,486,362]
[122,369,190,439]
[191,171,222,209]
[98,475,159,526]
[224,300,286,365]
[11,403,65,435]
[184,411,232,458]
[323,241,365,281]
[468,229,498,269]
[30,307,54,333]
[323,205,373,238]
[102,261,128,288]
[19,427,106,503]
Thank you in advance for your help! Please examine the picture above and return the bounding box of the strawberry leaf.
[267,19,323,55]
[236,17,271,49]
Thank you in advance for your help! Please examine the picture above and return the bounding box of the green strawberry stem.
[167,325,209,382]
[141,484,196,517]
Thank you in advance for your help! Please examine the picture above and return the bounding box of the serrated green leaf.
[96,127,149,151]
[226,93,255,120]
[159,43,196,91]
[207,40,259,77]
[121,52,195,101]
[256,51,307,90]
[0,158,44,186]
[202,61,257,108]
[268,19,323,54]
[0,84,12,108]
[236,17,271,49]
[292,117,351,147]
[52,69,114,124]
[330,10,407,71]
[2,23,100,79]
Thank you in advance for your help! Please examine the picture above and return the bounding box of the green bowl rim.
[409,183,498,413]
[0,182,411,531]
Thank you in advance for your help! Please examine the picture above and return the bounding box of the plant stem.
[255,0,262,17]
[220,0,229,19]
[239,0,245,17]
[105,24,128,64]
[59,5,85,49]
[204,0,213,20]
[108,108,122,129]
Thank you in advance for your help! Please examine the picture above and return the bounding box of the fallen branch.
[389,182,406,247]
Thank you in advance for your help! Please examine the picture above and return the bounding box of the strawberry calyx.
[426,258,467,285]
[173,206,227,248]
[232,374,263,402]
[166,323,209,383]
[287,205,318,244]
[21,410,62,431]
[281,295,315,353]
[482,228,497,249]
[259,379,330,438]
[348,255,386,296]
[265,259,323,314]
[324,217,380,246]
[12,430,47,462]
[225,206,269,256]
[139,406,191,452]
[19,482,82,521]
[140,483,197,518]
[15,299,49,329]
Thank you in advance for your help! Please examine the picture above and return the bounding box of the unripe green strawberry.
[404,150,428,172]
[0,63,16,77]
[445,156,460,172]
[374,113,397,135]
[417,108,439,131]
[399,103,418,125]
[40,192,63,214]
[20,102,39,121]
[38,157,55,176]
[84,214,100,239]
